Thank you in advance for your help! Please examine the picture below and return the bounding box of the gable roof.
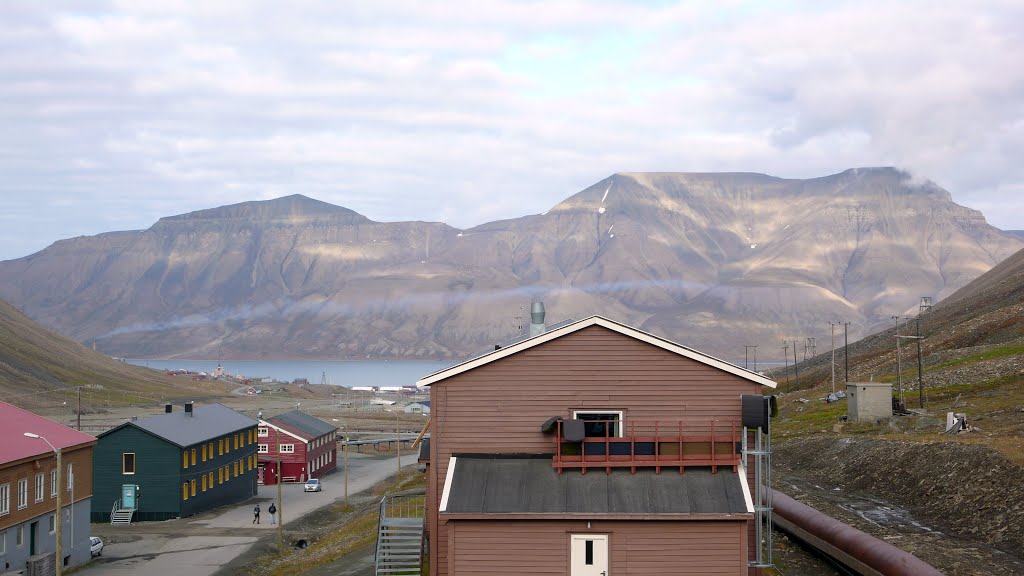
[267,410,337,441]
[417,316,777,388]
[0,402,97,465]
[99,403,256,448]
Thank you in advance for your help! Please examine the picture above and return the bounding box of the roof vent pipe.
[529,301,546,337]
[165,404,172,413]
[185,402,193,417]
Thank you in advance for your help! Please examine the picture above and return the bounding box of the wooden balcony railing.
[553,419,740,475]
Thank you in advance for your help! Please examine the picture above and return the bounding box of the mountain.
[0,296,229,411]
[0,169,1021,361]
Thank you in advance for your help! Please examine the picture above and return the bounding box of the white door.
[570,534,609,576]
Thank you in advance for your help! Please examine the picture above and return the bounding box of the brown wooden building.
[1,402,96,571]
[417,316,777,576]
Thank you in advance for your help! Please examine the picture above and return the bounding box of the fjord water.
[126,359,451,388]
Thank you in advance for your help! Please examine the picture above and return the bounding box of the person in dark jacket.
[268,502,277,524]
[253,504,261,524]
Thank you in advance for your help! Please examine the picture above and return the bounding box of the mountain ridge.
[0,168,1019,361]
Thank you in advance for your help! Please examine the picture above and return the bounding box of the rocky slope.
[0,168,1020,360]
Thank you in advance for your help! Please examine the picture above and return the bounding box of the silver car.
[90,536,104,557]
[304,478,321,492]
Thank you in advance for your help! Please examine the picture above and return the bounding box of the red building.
[257,410,338,485]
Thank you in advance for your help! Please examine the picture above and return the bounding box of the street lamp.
[24,433,62,576]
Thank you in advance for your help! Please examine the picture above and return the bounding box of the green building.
[91,403,259,522]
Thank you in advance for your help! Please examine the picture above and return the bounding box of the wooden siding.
[92,425,258,522]
[429,325,763,576]
[0,445,93,531]
[448,520,746,575]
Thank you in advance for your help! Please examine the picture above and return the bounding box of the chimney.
[165,404,172,413]
[529,301,546,337]
[185,402,193,417]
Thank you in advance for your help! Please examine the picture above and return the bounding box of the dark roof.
[267,410,337,441]
[101,403,256,448]
[444,455,750,515]
[1,402,96,464]
[412,401,431,408]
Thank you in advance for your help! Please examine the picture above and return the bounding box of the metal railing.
[553,418,741,474]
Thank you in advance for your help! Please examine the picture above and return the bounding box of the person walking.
[268,502,277,525]
[253,503,261,524]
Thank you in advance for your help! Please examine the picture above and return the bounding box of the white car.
[304,478,322,492]
[90,536,103,557]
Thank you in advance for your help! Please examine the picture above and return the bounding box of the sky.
[1,1,1022,261]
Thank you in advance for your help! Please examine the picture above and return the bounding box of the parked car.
[304,478,322,492]
[90,536,104,557]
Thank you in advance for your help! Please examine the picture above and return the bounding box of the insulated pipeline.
[771,489,943,576]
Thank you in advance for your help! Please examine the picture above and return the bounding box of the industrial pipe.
[771,489,943,576]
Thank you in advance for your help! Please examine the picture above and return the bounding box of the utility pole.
[343,427,349,507]
[892,316,903,406]
[77,387,81,431]
[916,317,925,409]
[828,321,840,394]
[843,322,851,382]
[753,345,758,372]
[396,411,401,477]
[782,341,790,385]
[792,340,799,381]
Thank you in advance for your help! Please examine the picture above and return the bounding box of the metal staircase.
[110,500,135,525]
[375,494,425,576]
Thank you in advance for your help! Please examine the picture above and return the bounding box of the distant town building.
[257,411,337,485]
[91,403,258,522]
[404,401,431,414]
[0,402,96,571]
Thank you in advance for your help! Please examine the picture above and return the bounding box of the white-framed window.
[258,444,268,453]
[0,483,9,515]
[279,444,294,454]
[50,470,57,497]
[17,479,28,509]
[572,410,624,438]
[123,453,136,475]
[258,427,269,437]
[35,474,44,502]
[48,514,56,534]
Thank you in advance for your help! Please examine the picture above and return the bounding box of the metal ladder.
[374,494,425,576]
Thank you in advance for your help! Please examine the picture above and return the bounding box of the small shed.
[846,382,893,422]
[404,401,431,414]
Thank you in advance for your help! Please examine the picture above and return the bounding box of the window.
[0,529,5,554]
[202,475,207,492]
[573,410,624,438]
[0,483,9,515]
[16,525,23,547]
[218,439,223,455]
[191,448,197,466]
[50,470,57,497]
[123,453,136,475]
[218,468,223,484]
[190,479,196,497]
[280,444,294,454]
[202,444,207,462]
[183,451,189,468]
[249,429,255,443]
[208,472,213,489]
[247,457,252,472]
[35,474,44,502]
[209,442,214,458]
[67,464,73,493]
[17,479,28,509]
[258,444,268,453]
[48,514,55,534]
[258,427,268,437]
[234,434,239,450]
[182,483,188,501]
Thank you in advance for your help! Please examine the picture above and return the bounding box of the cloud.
[0,0,1022,261]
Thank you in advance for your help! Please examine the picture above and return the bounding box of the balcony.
[552,418,741,475]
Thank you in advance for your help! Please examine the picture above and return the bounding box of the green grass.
[926,342,1024,372]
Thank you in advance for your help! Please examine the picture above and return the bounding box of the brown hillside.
[0,297,231,412]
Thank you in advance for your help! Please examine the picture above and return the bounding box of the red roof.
[0,402,96,465]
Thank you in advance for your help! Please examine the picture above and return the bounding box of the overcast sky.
[1,1,1022,261]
